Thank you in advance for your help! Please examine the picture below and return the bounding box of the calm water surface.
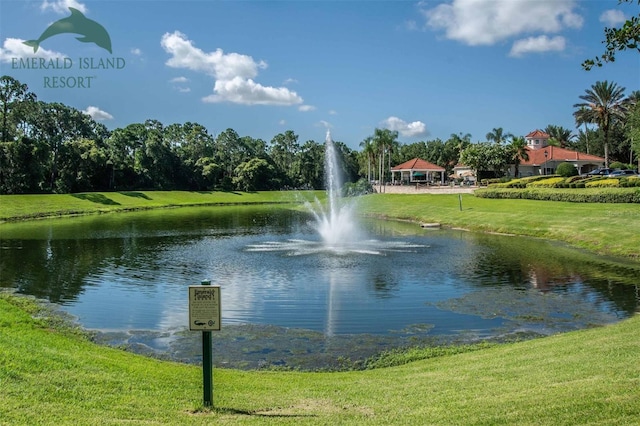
[1,205,638,369]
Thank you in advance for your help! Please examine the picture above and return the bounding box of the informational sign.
[188,285,221,331]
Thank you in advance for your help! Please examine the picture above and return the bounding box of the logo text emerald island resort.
[11,7,125,89]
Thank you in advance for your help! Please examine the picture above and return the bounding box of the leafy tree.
[460,142,511,180]
[269,130,300,188]
[232,158,275,191]
[0,136,48,193]
[299,139,325,189]
[573,80,628,167]
[0,75,37,142]
[583,0,640,70]
[56,138,107,193]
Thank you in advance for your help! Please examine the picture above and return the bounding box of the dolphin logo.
[23,7,112,54]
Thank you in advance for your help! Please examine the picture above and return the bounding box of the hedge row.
[474,187,640,203]
[488,175,640,189]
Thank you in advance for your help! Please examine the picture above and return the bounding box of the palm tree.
[359,136,375,183]
[485,127,513,144]
[544,125,575,148]
[372,128,398,192]
[508,136,529,178]
[574,106,592,153]
[573,80,627,167]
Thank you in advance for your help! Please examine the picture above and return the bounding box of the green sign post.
[188,280,221,407]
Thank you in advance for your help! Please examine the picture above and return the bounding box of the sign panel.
[188,285,221,331]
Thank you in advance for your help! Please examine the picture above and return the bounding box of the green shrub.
[586,178,620,188]
[556,162,579,177]
[474,187,640,203]
[620,177,640,187]
[527,177,565,188]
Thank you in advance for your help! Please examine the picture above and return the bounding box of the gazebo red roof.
[391,158,445,171]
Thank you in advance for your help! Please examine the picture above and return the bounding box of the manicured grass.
[1,293,639,425]
[356,193,640,260]
[0,191,324,221]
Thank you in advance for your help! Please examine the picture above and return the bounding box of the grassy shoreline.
[2,190,638,260]
[1,292,638,425]
[2,191,640,423]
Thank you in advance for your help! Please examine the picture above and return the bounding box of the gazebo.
[390,158,446,185]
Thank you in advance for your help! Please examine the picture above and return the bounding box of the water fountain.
[247,131,423,255]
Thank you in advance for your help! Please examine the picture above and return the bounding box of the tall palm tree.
[485,127,513,144]
[574,106,592,153]
[573,80,627,166]
[508,136,529,178]
[359,136,375,183]
[372,128,398,192]
[544,125,575,148]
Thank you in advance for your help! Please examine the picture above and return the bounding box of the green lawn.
[0,191,323,221]
[1,293,639,425]
[356,193,640,259]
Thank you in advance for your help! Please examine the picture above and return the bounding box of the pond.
[1,205,638,370]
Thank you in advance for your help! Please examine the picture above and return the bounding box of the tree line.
[1,75,637,195]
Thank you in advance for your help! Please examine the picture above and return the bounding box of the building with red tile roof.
[390,158,446,184]
[515,129,605,176]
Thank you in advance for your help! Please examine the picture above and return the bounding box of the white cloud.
[509,35,566,57]
[161,31,302,106]
[41,0,87,14]
[421,0,582,46]
[380,116,428,138]
[0,37,65,62]
[283,78,298,85]
[600,9,627,27]
[317,120,332,129]
[203,76,302,106]
[279,119,286,125]
[83,106,113,121]
[131,48,142,56]
[328,110,337,115]
[169,76,190,92]
[298,105,315,112]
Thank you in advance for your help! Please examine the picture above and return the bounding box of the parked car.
[585,168,613,176]
[609,169,638,177]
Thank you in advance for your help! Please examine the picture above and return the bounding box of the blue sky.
[1,0,638,150]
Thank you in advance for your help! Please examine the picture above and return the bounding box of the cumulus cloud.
[41,0,87,14]
[380,116,428,138]
[131,48,142,56]
[509,35,566,57]
[298,105,315,112]
[421,0,582,47]
[600,9,627,27]
[83,106,113,121]
[317,120,332,129]
[161,31,302,106]
[0,37,65,62]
